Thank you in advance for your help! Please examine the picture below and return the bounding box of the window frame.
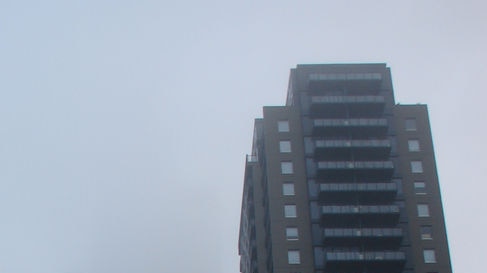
[411,161,424,173]
[405,118,417,131]
[279,140,292,153]
[278,120,290,132]
[420,226,433,240]
[282,183,295,196]
[286,227,299,241]
[287,250,301,264]
[414,181,427,195]
[423,249,437,263]
[281,161,294,174]
[284,205,297,218]
[417,204,430,217]
[408,139,421,152]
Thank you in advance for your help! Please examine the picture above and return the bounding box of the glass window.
[284,205,297,218]
[417,204,430,217]
[408,139,420,151]
[283,183,295,196]
[414,181,427,194]
[288,250,301,264]
[279,140,292,153]
[278,120,290,132]
[411,161,423,173]
[423,249,437,263]
[421,226,433,240]
[281,162,294,174]
[405,118,417,131]
[286,227,299,240]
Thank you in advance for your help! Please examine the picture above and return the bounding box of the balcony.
[309,73,382,81]
[313,118,388,137]
[246,155,258,163]
[319,182,397,203]
[323,228,403,246]
[308,73,383,93]
[321,205,400,227]
[320,182,397,192]
[316,161,394,180]
[322,205,399,214]
[324,251,406,272]
[310,96,385,116]
[314,139,391,160]
[316,139,391,148]
[314,118,388,127]
[312,95,385,104]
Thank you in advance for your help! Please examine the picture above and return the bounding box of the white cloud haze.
[0,0,486,272]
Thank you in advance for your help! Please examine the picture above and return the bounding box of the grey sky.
[0,0,485,272]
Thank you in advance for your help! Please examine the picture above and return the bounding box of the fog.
[0,1,486,272]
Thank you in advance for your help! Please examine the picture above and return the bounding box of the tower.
[239,64,453,273]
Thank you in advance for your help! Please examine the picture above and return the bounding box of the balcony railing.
[311,95,385,104]
[246,155,258,163]
[320,183,397,192]
[324,228,402,238]
[314,118,387,127]
[309,73,382,81]
[317,161,393,170]
[325,251,406,262]
[321,205,399,215]
[315,139,391,149]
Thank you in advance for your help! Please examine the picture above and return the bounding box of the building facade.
[238,64,453,273]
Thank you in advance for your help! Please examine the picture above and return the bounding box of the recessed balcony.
[314,118,388,127]
[316,161,394,180]
[310,96,385,116]
[314,139,391,160]
[321,205,400,227]
[246,155,258,163]
[323,228,403,246]
[320,182,397,192]
[317,161,394,169]
[315,139,391,149]
[311,95,385,104]
[309,72,382,81]
[322,205,400,214]
[313,118,388,137]
[308,73,383,93]
[324,251,406,272]
[319,182,397,203]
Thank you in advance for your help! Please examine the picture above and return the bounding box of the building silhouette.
[239,64,453,273]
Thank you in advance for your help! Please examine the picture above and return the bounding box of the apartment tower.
[238,64,452,273]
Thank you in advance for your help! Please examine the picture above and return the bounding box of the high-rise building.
[238,64,453,273]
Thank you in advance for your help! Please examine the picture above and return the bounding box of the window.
[278,120,290,132]
[414,181,427,194]
[408,139,420,151]
[417,204,430,217]
[284,205,297,218]
[405,118,417,131]
[279,140,292,153]
[421,226,433,240]
[423,249,437,263]
[411,161,423,173]
[286,227,299,240]
[283,183,295,196]
[281,162,294,174]
[287,250,301,264]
